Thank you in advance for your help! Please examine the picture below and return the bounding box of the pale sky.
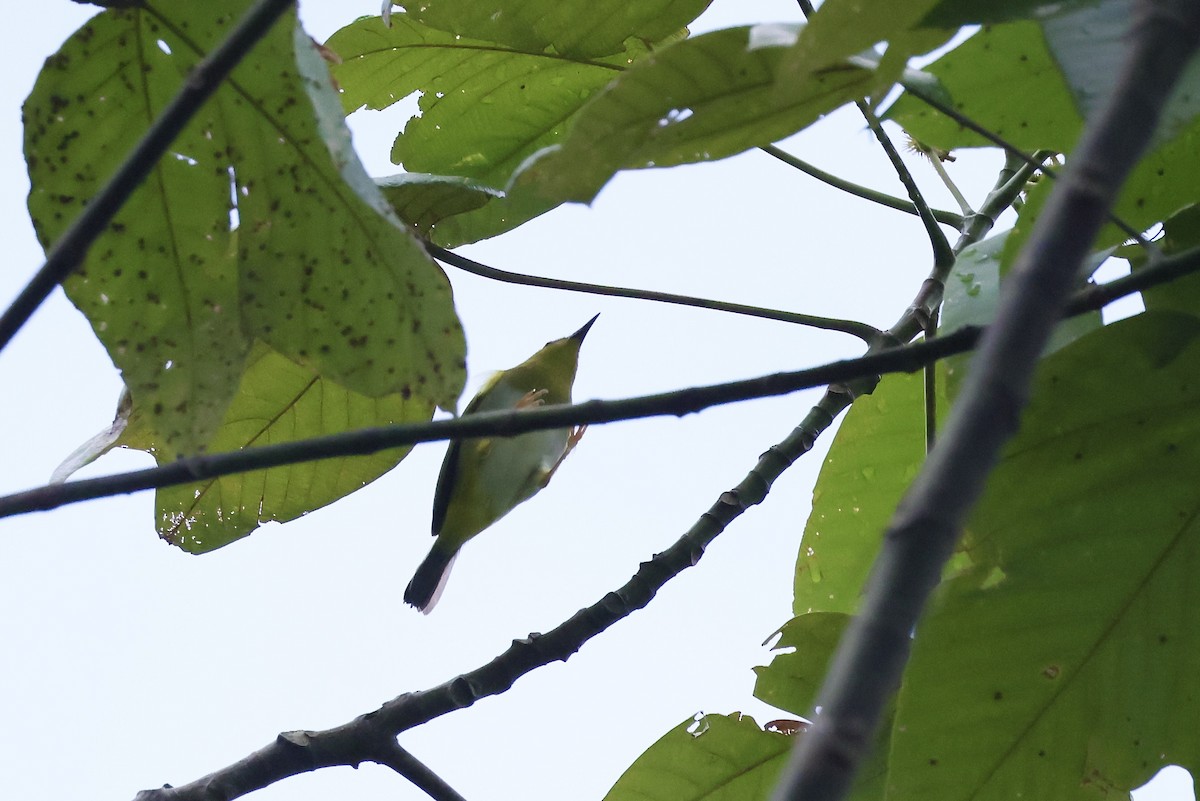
[0,3,1191,801]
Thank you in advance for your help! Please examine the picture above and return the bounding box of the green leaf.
[603,713,794,801]
[775,0,945,90]
[918,0,1109,28]
[327,12,657,241]
[1002,112,1200,270]
[752,612,894,801]
[942,232,1103,398]
[376,173,502,239]
[794,372,928,616]
[24,2,465,457]
[1041,0,1200,149]
[328,14,630,186]
[135,341,429,553]
[398,0,712,59]
[888,0,1200,154]
[884,22,1083,152]
[1136,205,1200,318]
[512,25,878,206]
[890,312,1200,801]
[754,612,851,716]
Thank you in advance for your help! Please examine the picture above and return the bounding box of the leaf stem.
[759,144,964,229]
[858,100,955,272]
[427,244,883,342]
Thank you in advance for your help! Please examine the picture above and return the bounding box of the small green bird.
[404,315,598,613]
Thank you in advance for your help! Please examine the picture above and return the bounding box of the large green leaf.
[775,0,948,92]
[328,14,631,185]
[1135,204,1200,318]
[327,12,653,243]
[1003,112,1200,267]
[375,173,502,239]
[794,372,928,616]
[941,232,1103,398]
[919,0,1111,28]
[24,2,465,457]
[754,612,851,716]
[512,25,878,206]
[884,22,1082,152]
[603,713,794,801]
[119,342,429,553]
[888,0,1200,155]
[397,0,711,59]
[889,312,1200,801]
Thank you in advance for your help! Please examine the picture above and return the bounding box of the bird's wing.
[429,375,504,536]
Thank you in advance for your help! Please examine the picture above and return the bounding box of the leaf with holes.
[327,12,671,243]
[132,341,428,553]
[24,1,465,460]
[603,713,794,801]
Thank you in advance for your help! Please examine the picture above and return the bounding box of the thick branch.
[770,4,1200,801]
[0,0,297,354]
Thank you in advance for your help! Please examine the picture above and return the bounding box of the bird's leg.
[516,388,549,409]
[539,425,586,488]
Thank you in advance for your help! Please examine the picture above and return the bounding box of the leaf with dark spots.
[26,0,466,548]
[132,341,430,552]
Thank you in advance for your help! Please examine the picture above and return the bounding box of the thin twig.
[770,4,1200,801]
[0,0,298,354]
[923,307,939,452]
[4,243,1198,523]
[857,100,955,271]
[760,144,964,229]
[427,244,883,342]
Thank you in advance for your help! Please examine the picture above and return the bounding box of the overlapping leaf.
[794,372,929,617]
[889,312,1200,800]
[941,232,1103,397]
[122,342,429,553]
[1135,204,1200,318]
[512,24,878,206]
[754,612,850,715]
[888,0,1200,269]
[25,2,464,459]
[884,22,1082,152]
[330,15,887,241]
[25,2,464,548]
[775,0,950,94]
[326,13,647,243]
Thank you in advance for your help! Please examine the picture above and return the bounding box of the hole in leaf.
[1133,766,1193,801]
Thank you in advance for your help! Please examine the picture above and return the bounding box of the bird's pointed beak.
[570,313,600,343]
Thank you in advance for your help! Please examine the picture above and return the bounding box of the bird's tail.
[404,543,458,614]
